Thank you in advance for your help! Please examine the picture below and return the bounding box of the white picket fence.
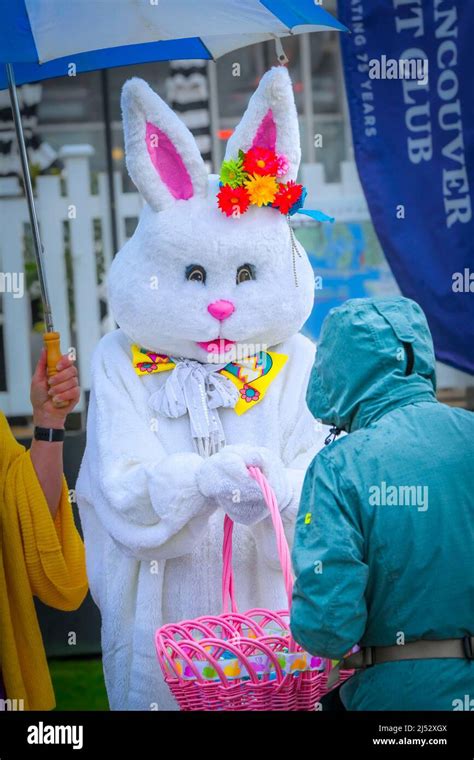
[0,146,469,416]
[0,145,142,414]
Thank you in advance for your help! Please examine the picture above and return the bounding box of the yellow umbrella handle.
[43,332,69,409]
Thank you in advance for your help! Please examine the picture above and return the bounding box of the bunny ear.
[121,78,208,211]
[224,67,301,181]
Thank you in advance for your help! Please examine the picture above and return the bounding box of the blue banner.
[338,1,474,374]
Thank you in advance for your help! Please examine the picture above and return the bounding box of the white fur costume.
[76,67,327,710]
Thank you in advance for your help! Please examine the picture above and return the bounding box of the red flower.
[243,147,279,176]
[272,181,304,215]
[217,185,251,217]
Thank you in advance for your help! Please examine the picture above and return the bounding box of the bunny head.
[108,67,315,363]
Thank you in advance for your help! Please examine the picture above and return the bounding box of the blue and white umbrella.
[0,0,346,88]
[0,0,346,367]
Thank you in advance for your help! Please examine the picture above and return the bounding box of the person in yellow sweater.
[0,348,88,710]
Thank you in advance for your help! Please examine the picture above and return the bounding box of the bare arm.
[30,348,80,518]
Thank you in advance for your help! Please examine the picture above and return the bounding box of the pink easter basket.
[155,466,351,711]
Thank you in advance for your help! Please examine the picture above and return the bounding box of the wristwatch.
[34,426,65,442]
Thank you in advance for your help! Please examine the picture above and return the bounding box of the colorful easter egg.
[290,657,307,672]
[224,661,241,677]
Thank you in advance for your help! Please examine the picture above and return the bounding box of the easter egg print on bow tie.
[224,352,272,383]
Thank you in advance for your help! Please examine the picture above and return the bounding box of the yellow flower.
[244,174,278,206]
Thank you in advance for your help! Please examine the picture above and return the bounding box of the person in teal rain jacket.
[290,297,474,711]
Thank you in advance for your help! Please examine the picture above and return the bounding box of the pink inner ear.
[145,122,193,201]
[252,109,277,151]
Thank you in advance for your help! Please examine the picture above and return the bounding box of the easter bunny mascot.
[76,66,327,710]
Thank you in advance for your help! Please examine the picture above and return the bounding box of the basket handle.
[222,466,294,614]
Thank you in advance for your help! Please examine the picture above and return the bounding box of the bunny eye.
[186,265,206,284]
[236,264,255,284]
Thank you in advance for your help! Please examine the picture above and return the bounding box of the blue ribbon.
[288,186,334,223]
[296,208,335,223]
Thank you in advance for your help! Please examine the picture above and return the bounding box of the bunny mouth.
[197,339,236,355]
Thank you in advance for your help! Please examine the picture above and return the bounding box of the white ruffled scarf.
[148,358,239,457]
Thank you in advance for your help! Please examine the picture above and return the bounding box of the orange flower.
[244,174,278,206]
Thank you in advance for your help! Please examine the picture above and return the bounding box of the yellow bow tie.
[131,344,287,415]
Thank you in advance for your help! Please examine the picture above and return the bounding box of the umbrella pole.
[6,63,64,385]
[100,70,119,255]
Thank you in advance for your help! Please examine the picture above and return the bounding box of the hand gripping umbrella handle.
[43,332,68,408]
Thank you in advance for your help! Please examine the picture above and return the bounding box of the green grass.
[49,657,109,711]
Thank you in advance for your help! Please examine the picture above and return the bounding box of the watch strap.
[34,426,65,442]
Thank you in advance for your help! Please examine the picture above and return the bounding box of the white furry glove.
[197,444,293,526]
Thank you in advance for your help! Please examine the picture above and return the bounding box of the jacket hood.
[307,297,437,432]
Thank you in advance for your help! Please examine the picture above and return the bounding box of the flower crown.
[217,146,306,218]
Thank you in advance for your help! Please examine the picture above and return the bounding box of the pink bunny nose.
[207,299,235,321]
